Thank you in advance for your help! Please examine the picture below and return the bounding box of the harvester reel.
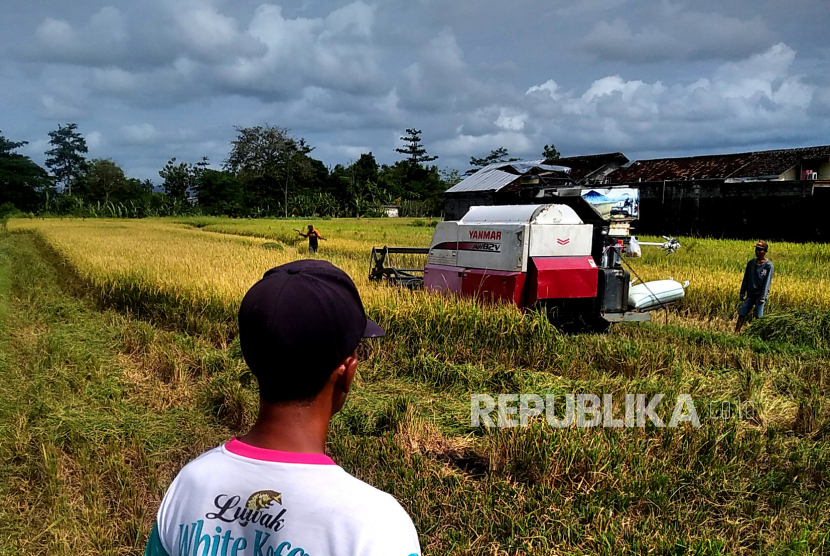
[660,236,681,254]
[638,236,681,254]
[369,246,429,289]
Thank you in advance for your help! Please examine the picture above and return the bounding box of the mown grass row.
[0,232,231,554]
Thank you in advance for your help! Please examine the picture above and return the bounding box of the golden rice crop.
[636,235,830,316]
[180,217,830,316]
[9,218,829,335]
[6,218,446,342]
[8,218,425,306]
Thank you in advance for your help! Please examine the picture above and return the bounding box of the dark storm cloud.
[2,0,829,181]
[25,2,273,65]
[581,8,772,63]
[28,1,384,103]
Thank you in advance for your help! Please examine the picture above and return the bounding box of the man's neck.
[756,256,767,264]
[238,399,330,454]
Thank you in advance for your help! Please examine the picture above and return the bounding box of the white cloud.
[225,1,381,96]
[120,123,159,144]
[173,5,265,62]
[519,43,819,155]
[89,6,127,43]
[526,79,561,100]
[179,7,239,49]
[494,108,527,131]
[93,67,141,94]
[39,94,85,118]
[335,144,373,159]
[27,1,383,103]
[32,6,128,64]
[436,131,533,157]
[35,18,75,50]
[713,43,797,98]
[374,88,401,116]
[323,1,375,39]
[19,139,49,160]
[85,131,103,151]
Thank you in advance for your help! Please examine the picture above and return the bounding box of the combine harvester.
[370,185,686,332]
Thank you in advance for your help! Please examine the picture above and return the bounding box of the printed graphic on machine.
[581,188,640,220]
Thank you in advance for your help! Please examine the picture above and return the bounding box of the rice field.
[2,216,830,555]
[10,217,829,330]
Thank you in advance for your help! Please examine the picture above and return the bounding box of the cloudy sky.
[3,0,830,182]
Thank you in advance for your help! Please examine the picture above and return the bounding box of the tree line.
[1,122,559,219]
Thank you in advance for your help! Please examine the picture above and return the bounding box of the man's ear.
[330,352,357,416]
[335,353,358,394]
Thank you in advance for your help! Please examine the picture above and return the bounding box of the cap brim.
[363,318,385,338]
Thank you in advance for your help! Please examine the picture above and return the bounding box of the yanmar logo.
[469,230,502,241]
[557,238,570,245]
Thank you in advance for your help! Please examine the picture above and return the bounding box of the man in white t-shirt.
[144,260,421,556]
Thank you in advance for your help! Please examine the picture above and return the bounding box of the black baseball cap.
[238,260,384,402]
[755,241,769,251]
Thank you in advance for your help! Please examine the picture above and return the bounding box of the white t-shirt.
[148,438,421,556]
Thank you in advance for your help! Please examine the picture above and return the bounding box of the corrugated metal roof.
[446,160,572,193]
[501,160,571,174]
[548,153,628,181]
[446,168,518,193]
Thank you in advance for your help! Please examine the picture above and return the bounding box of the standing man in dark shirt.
[297,224,326,255]
[735,241,774,333]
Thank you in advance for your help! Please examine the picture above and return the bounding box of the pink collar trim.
[224,437,336,465]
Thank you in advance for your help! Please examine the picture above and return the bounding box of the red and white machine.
[369,200,682,332]
[425,204,598,305]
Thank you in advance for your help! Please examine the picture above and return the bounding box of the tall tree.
[466,147,517,176]
[224,125,313,216]
[395,129,438,166]
[0,130,53,211]
[542,144,561,160]
[331,153,388,217]
[194,169,243,214]
[121,177,154,204]
[45,123,88,196]
[379,160,444,203]
[439,167,462,188]
[85,159,127,203]
[159,158,197,203]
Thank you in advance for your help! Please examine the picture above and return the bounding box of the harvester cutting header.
[370,160,686,332]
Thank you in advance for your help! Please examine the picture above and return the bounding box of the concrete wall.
[444,192,496,220]
[779,167,797,181]
[635,180,827,241]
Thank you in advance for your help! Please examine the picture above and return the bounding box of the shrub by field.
[1,217,829,554]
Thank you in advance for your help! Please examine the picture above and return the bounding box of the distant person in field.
[296,224,326,254]
[144,260,421,556]
[735,241,773,333]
